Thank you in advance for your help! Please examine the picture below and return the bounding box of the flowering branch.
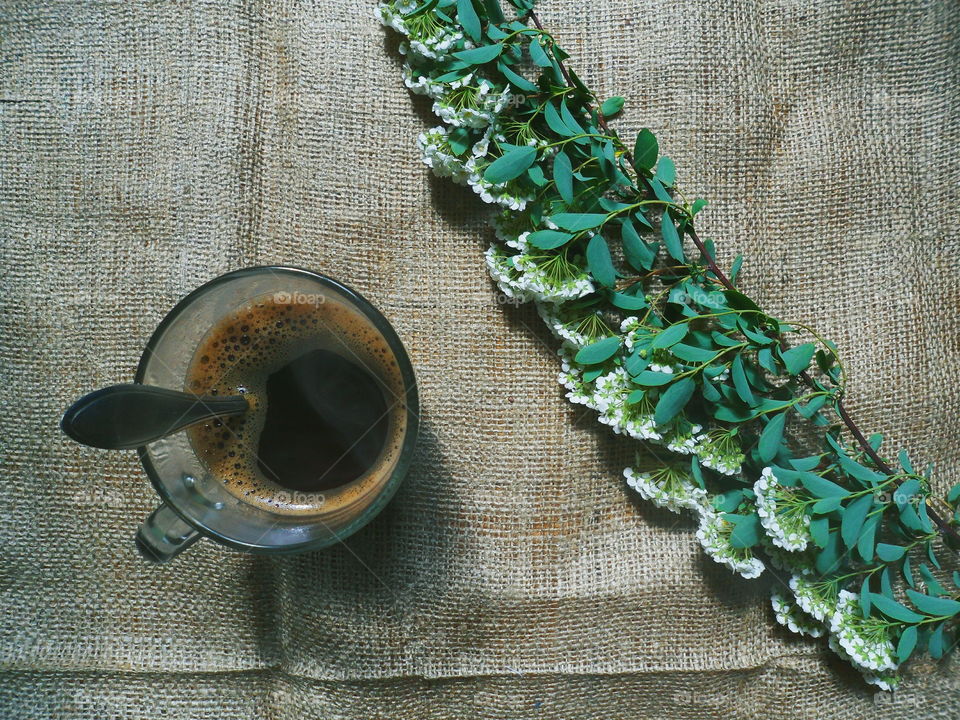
[376,0,960,690]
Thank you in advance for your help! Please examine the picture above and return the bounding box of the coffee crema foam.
[185,293,408,517]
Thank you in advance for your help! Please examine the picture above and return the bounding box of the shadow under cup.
[134,267,419,561]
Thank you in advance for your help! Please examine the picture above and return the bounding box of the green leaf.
[729,255,744,283]
[809,515,829,548]
[814,531,841,575]
[447,126,472,156]
[726,512,762,549]
[929,623,947,658]
[456,0,482,42]
[713,489,743,513]
[898,449,915,474]
[880,567,894,598]
[841,494,874,549]
[757,347,776,374]
[498,61,538,92]
[527,229,572,249]
[701,379,721,402]
[655,156,676,186]
[583,367,604,383]
[781,343,815,375]
[553,151,573,205]
[403,0,438,18]
[452,43,504,64]
[624,350,649,377]
[529,38,551,67]
[600,96,624,117]
[549,212,606,232]
[731,355,755,406]
[586,235,616,288]
[621,220,656,271]
[799,473,849,499]
[895,477,920,509]
[670,343,717,363]
[633,128,658,171]
[574,336,621,365]
[543,100,574,136]
[483,145,537,183]
[691,198,708,216]
[797,395,828,419]
[857,513,880,562]
[481,0,505,21]
[872,594,925,624]
[660,219,684,262]
[948,482,960,505]
[836,452,883,486]
[559,99,586,136]
[903,555,915,587]
[654,377,696,425]
[758,412,787,463]
[897,625,918,663]
[905,589,960,617]
[876,543,906,562]
[790,456,821,472]
[811,496,843,514]
[527,165,546,186]
[650,177,672,202]
[860,577,873,618]
[723,290,761,314]
[634,369,677,387]
[650,323,688,349]
[610,292,648,311]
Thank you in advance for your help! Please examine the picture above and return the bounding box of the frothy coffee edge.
[185,293,408,517]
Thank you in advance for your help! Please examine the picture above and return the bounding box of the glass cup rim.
[133,265,420,553]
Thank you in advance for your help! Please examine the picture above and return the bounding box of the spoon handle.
[61,384,248,450]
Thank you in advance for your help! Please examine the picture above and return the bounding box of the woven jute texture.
[2,0,959,717]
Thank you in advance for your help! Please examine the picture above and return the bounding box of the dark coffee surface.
[256,348,389,491]
[185,294,404,514]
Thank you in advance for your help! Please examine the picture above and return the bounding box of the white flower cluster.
[419,127,534,210]
[695,511,765,579]
[435,80,512,128]
[556,350,664,442]
[694,429,744,476]
[666,423,702,455]
[770,592,824,638]
[418,127,472,182]
[376,1,464,60]
[625,466,708,515]
[788,574,837,623]
[536,302,594,348]
[778,575,901,689]
[830,591,898,674]
[771,576,903,689]
[754,466,812,552]
[485,245,595,303]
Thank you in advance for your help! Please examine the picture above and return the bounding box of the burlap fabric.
[2,0,959,717]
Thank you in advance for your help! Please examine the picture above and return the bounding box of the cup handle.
[135,503,201,562]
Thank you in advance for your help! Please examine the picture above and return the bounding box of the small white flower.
[754,466,812,552]
[829,591,898,673]
[694,429,744,476]
[665,424,703,455]
[788,574,838,623]
[771,591,825,638]
[696,511,765,579]
[625,465,709,515]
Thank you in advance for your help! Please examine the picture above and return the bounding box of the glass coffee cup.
[112,266,418,561]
